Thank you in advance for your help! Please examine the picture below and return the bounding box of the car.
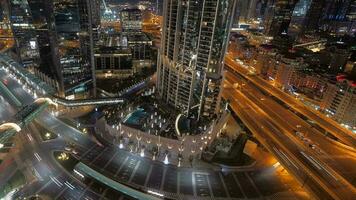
[294,131,304,138]
[302,137,311,143]
[309,144,318,150]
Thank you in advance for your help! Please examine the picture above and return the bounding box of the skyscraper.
[157,0,236,119]
[301,0,324,34]
[264,0,298,37]
[235,0,252,22]
[319,0,355,35]
[8,0,40,68]
[26,0,97,99]
[90,0,101,28]
[236,0,259,22]
[287,0,313,37]
[322,0,351,21]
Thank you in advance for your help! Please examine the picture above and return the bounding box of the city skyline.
[0,0,355,200]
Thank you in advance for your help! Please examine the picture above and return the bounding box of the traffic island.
[53,151,79,172]
[34,122,58,141]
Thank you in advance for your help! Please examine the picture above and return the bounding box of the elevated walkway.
[53,97,124,107]
[0,99,54,144]
[0,80,21,107]
[1,53,126,107]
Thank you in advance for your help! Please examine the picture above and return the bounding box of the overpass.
[0,79,22,107]
[53,97,124,107]
[0,98,57,144]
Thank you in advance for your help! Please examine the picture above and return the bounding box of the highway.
[224,72,356,180]
[224,54,356,148]
[222,88,332,198]
[221,60,356,199]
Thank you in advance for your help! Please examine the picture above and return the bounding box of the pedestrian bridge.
[0,98,56,144]
[1,53,126,107]
[53,97,124,107]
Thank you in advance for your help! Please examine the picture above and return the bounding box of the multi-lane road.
[225,55,356,148]
[222,57,356,200]
[0,58,306,199]
[224,72,356,178]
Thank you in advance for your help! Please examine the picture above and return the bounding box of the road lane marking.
[34,152,42,161]
[64,181,75,190]
[50,176,63,187]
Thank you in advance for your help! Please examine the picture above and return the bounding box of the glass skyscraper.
[26,0,97,98]
[8,0,40,68]
[263,0,298,36]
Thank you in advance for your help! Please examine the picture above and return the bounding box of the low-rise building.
[125,32,153,69]
[275,53,306,88]
[321,76,356,128]
[94,47,133,79]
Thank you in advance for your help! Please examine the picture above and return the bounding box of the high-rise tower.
[26,0,97,99]
[157,0,236,119]
[264,0,298,37]
[8,0,40,68]
[301,0,325,34]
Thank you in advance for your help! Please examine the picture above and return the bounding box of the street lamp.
[136,135,142,153]
[140,148,145,157]
[164,153,169,165]
[157,135,161,153]
[119,141,124,149]
[178,145,184,167]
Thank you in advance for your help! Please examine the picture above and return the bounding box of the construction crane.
[102,0,112,14]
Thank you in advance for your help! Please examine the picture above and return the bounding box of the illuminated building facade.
[8,0,40,68]
[264,0,298,37]
[319,0,355,35]
[120,8,142,32]
[157,0,236,119]
[321,77,356,128]
[28,0,97,99]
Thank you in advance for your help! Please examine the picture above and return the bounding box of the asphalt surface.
[222,68,356,199]
[225,55,356,148]
[224,71,356,183]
